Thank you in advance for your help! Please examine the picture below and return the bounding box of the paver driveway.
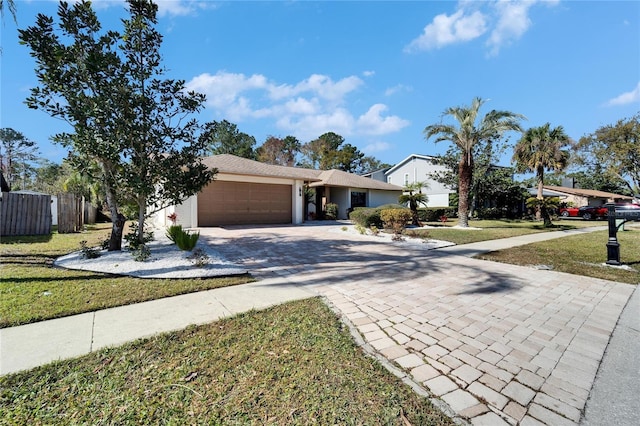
[199,224,634,426]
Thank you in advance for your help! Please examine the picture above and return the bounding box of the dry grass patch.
[0,298,453,425]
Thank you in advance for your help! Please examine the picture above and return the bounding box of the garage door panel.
[198,181,292,226]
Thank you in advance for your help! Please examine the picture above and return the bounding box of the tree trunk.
[410,198,420,226]
[542,205,553,227]
[101,162,124,251]
[457,155,473,227]
[536,167,544,221]
[137,197,147,245]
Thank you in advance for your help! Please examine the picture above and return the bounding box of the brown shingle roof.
[202,154,402,191]
[543,185,632,200]
[310,169,402,191]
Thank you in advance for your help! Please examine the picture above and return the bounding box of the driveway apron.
[199,224,634,426]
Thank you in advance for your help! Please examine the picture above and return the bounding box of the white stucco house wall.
[377,154,455,207]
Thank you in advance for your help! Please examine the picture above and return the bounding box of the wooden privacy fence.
[57,193,84,233]
[84,201,97,225]
[0,192,52,236]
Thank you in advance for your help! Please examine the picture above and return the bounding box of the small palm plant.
[399,182,429,226]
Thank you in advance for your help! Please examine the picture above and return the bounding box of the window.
[351,192,366,208]
[404,173,409,186]
[387,176,392,183]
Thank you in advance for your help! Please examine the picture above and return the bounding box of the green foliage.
[324,203,338,220]
[416,207,458,222]
[173,229,200,251]
[0,127,39,191]
[201,119,257,159]
[424,97,525,227]
[19,0,215,251]
[380,208,412,235]
[525,196,560,227]
[131,244,151,262]
[575,114,640,195]
[124,222,154,251]
[78,240,101,259]
[165,225,183,243]
[355,224,367,235]
[399,182,429,226]
[349,204,404,228]
[256,135,301,166]
[513,123,572,196]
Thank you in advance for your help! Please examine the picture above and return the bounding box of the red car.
[559,207,580,217]
[559,205,608,220]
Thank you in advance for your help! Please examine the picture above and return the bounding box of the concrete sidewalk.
[0,279,315,375]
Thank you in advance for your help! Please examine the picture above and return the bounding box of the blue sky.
[1,0,639,169]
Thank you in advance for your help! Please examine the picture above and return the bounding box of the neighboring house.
[529,185,633,207]
[153,154,403,228]
[371,154,454,207]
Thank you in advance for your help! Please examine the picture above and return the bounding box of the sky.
[1,0,639,170]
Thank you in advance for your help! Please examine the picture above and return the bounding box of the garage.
[198,181,292,226]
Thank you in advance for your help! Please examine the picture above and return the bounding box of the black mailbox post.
[606,205,640,265]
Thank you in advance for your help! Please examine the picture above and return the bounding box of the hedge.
[349,204,405,228]
[416,207,458,222]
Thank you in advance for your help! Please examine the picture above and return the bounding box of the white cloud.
[186,71,409,141]
[486,0,535,56]
[385,84,413,96]
[356,104,410,135]
[406,0,560,55]
[404,9,487,52]
[363,70,376,77]
[605,82,640,107]
[276,109,356,140]
[364,141,392,153]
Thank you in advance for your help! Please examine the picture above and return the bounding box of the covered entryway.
[198,181,292,226]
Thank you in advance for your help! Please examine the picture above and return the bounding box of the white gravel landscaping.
[54,233,248,279]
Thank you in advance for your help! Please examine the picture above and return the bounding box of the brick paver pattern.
[200,225,633,426]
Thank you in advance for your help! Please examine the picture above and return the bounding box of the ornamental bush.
[380,208,412,235]
[325,203,339,220]
[349,204,405,228]
[167,224,199,251]
[416,207,458,222]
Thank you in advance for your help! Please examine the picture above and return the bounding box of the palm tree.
[0,0,17,22]
[399,181,429,226]
[513,123,571,226]
[424,97,525,227]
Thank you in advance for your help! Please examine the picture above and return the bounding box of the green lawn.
[406,218,605,245]
[0,298,453,426]
[479,227,640,284]
[0,224,252,328]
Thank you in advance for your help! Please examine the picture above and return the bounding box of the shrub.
[325,203,339,220]
[349,204,405,229]
[380,208,412,235]
[166,225,183,243]
[124,222,154,251]
[187,247,209,267]
[417,207,457,222]
[131,244,151,262]
[174,229,200,251]
[79,240,101,259]
[476,207,504,220]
